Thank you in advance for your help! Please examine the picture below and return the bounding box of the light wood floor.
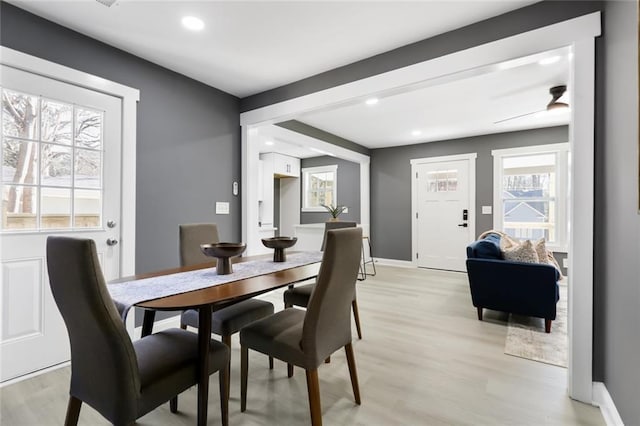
[0,265,604,425]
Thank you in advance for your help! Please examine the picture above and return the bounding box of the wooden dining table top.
[109,253,322,311]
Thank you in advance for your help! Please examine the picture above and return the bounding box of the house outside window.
[492,143,570,251]
[301,165,337,212]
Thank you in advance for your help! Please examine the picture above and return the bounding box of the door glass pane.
[74,189,101,228]
[40,187,71,229]
[447,171,458,191]
[2,89,39,140]
[41,100,72,145]
[75,108,102,150]
[2,184,37,230]
[2,139,38,185]
[74,148,101,188]
[41,143,72,187]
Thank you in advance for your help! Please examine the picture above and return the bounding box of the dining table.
[108,252,323,426]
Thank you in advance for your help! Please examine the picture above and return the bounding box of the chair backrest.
[179,223,220,267]
[303,227,362,366]
[320,220,357,251]
[46,236,139,423]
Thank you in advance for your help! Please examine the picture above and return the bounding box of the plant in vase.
[321,204,346,221]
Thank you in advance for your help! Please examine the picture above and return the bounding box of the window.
[1,88,104,231]
[301,165,337,212]
[492,143,570,250]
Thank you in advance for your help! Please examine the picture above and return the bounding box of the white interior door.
[415,156,475,271]
[0,65,122,382]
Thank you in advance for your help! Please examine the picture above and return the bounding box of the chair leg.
[64,396,82,426]
[344,343,361,405]
[352,299,363,339]
[180,324,187,330]
[240,345,248,412]
[222,335,232,396]
[169,396,178,413]
[477,307,483,321]
[324,356,331,364]
[219,357,229,426]
[305,369,323,426]
[287,363,294,378]
[545,319,552,333]
[269,356,274,370]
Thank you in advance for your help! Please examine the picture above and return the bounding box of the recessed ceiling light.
[538,56,561,66]
[182,16,205,31]
[412,130,422,136]
[365,98,379,106]
[265,140,274,146]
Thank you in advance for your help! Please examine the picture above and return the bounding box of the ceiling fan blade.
[493,109,546,124]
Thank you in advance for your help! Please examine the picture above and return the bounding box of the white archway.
[240,12,600,403]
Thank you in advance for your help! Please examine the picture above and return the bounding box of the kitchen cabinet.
[262,153,300,178]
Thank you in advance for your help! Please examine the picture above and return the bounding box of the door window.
[1,89,103,231]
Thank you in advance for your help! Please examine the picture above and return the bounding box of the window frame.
[492,143,570,251]
[301,164,338,212]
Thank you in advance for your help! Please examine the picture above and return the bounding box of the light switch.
[482,206,492,215]
[216,202,230,215]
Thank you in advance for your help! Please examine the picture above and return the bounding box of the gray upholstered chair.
[46,236,230,426]
[240,227,363,426]
[283,221,363,340]
[178,224,275,372]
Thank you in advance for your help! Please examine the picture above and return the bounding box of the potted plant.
[321,204,346,221]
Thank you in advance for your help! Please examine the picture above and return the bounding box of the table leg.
[141,309,156,337]
[197,306,212,426]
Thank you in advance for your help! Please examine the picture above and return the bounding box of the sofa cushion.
[467,233,502,259]
[503,239,539,263]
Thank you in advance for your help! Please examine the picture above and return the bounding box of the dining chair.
[46,236,230,426]
[283,221,363,342]
[178,224,275,375]
[240,227,363,426]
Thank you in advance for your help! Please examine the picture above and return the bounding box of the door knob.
[106,238,119,246]
[457,223,468,227]
[107,220,117,228]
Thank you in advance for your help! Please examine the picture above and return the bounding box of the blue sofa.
[465,233,560,333]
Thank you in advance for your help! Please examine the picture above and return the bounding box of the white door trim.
[238,12,600,403]
[411,153,477,267]
[0,46,139,279]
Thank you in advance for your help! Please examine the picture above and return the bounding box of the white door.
[0,65,122,382]
[415,156,474,271]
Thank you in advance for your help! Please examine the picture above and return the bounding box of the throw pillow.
[503,239,539,263]
[534,238,565,279]
[534,238,548,263]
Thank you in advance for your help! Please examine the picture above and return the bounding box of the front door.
[415,156,474,271]
[0,65,122,381]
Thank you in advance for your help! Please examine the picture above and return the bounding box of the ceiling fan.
[494,85,569,124]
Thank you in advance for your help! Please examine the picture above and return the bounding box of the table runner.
[108,251,323,319]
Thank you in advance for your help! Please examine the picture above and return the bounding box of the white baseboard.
[593,382,625,426]
[374,258,415,268]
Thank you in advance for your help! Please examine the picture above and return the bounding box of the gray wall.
[370,127,568,261]
[594,1,640,423]
[300,156,361,224]
[240,1,640,423]
[0,3,241,326]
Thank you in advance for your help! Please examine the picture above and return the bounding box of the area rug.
[504,282,568,368]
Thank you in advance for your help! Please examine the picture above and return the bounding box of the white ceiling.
[296,48,571,148]
[9,0,570,158]
[8,0,538,98]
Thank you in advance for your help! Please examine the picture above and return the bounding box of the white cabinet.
[262,153,300,178]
